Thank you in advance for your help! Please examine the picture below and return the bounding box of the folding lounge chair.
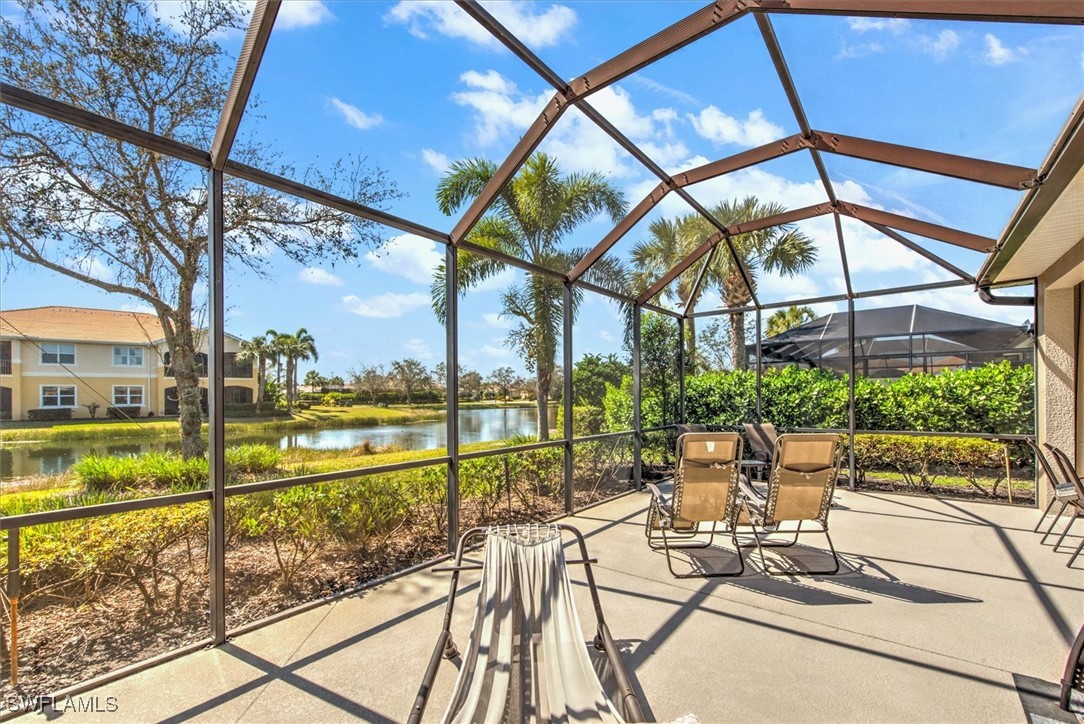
[409,524,644,724]
[643,432,744,578]
[1044,444,1084,567]
[743,423,778,481]
[737,433,844,576]
[1061,622,1084,713]
[1024,439,1084,544]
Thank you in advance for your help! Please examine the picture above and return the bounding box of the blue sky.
[3,1,1081,381]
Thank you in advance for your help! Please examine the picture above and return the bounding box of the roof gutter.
[977,284,1034,307]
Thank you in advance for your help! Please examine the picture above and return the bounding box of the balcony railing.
[0,359,11,375]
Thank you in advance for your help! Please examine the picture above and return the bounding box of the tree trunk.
[686,317,697,373]
[535,372,550,441]
[255,356,266,414]
[163,316,205,459]
[729,311,747,371]
[285,358,295,413]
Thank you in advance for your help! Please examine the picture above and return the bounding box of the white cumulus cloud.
[983,33,1026,65]
[366,234,444,284]
[385,1,576,50]
[298,267,343,286]
[847,18,909,34]
[919,29,960,60]
[327,97,383,130]
[421,148,451,175]
[277,1,334,29]
[342,292,430,318]
[687,107,783,147]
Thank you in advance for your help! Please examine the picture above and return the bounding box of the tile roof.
[0,306,166,345]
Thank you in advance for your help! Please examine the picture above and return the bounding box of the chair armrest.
[644,482,667,507]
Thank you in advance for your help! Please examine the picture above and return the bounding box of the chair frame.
[408,524,645,724]
[744,422,778,481]
[1044,443,1084,567]
[1025,438,1084,546]
[736,433,844,576]
[644,432,745,578]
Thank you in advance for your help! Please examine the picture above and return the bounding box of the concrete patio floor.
[25,490,1084,723]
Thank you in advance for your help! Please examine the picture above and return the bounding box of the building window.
[113,386,144,406]
[113,346,144,367]
[40,343,75,365]
[41,385,76,407]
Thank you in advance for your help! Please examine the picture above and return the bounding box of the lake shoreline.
[1,405,551,481]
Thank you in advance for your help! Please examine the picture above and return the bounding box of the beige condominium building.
[0,306,259,421]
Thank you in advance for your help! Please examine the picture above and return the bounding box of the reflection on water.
[1,407,542,480]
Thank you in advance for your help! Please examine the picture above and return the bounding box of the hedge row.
[624,362,1033,435]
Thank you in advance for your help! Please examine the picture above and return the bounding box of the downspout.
[978,284,1035,306]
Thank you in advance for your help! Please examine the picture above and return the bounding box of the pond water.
[1,407,543,481]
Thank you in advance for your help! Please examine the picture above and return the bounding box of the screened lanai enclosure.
[760,304,1033,376]
[1,0,1082,709]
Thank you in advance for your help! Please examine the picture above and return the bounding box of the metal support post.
[847,297,857,491]
[678,316,686,424]
[7,530,19,686]
[445,246,460,552]
[755,309,763,422]
[207,169,227,644]
[563,283,574,513]
[632,306,643,490]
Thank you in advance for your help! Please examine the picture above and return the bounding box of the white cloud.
[687,107,783,147]
[836,41,884,60]
[154,1,331,37]
[403,338,435,360]
[385,1,576,50]
[421,148,451,175]
[298,267,343,286]
[919,29,960,60]
[598,330,616,343]
[342,292,430,319]
[277,1,334,29]
[366,234,444,284]
[327,97,383,130]
[452,72,550,146]
[461,69,515,93]
[847,18,909,34]
[483,312,512,329]
[66,256,115,282]
[983,33,1025,65]
[628,76,701,107]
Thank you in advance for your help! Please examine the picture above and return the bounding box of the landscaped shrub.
[320,392,357,407]
[106,406,142,419]
[853,434,1007,494]
[652,362,1032,435]
[28,408,72,421]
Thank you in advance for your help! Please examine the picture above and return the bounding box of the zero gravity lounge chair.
[409,524,644,724]
[644,432,745,578]
[737,433,844,576]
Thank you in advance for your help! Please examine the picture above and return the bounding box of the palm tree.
[431,153,628,440]
[278,328,318,413]
[631,215,707,369]
[766,305,816,337]
[634,196,816,370]
[237,333,273,413]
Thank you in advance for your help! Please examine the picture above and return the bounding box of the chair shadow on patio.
[651,540,981,607]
